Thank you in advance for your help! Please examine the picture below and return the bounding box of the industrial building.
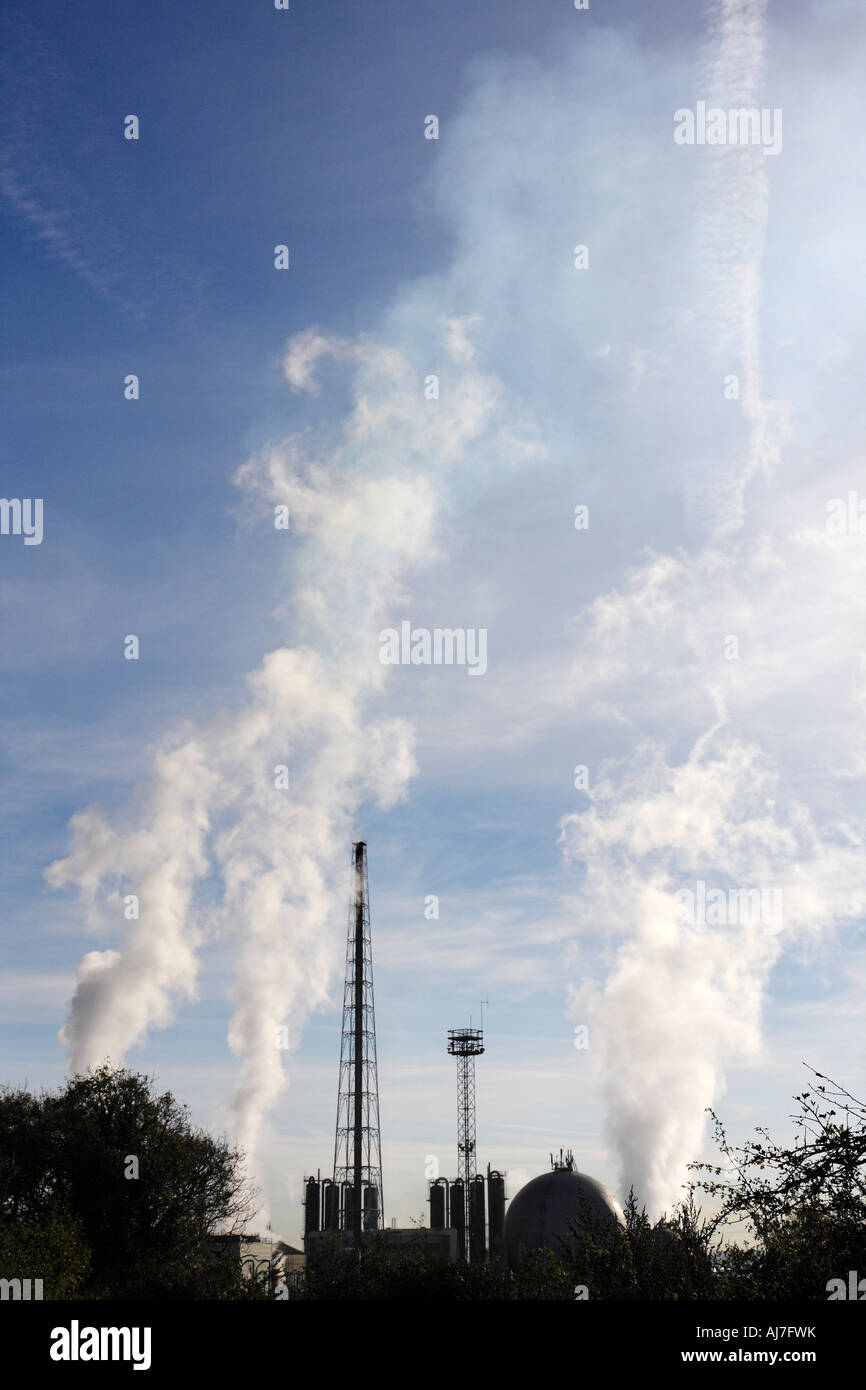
[209,1233,304,1287]
[302,842,622,1274]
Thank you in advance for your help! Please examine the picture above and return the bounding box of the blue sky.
[3,0,866,1246]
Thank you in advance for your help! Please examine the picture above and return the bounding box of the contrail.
[689,0,788,537]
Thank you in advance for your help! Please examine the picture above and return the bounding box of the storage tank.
[430,1177,448,1230]
[304,1177,320,1237]
[469,1174,486,1263]
[363,1183,379,1231]
[450,1179,466,1259]
[322,1179,340,1231]
[429,1177,448,1230]
[487,1169,506,1265]
[504,1166,624,1270]
[341,1182,355,1232]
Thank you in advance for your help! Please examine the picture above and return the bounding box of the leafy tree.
[0,1210,90,1300]
[0,1065,257,1299]
[567,1189,719,1300]
[295,1232,473,1300]
[296,1231,577,1300]
[511,1245,575,1300]
[691,1067,866,1300]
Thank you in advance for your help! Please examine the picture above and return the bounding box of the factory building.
[209,1233,304,1286]
[302,843,622,1276]
[303,842,509,1268]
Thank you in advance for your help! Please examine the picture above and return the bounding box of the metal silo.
[487,1168,506,1264]
[341,1181,355,1233]
[363,1182,379,1231]
[322,1179,340,1231]
[429,1177,448,1230]
[450,1179,466,1259]
[469,1174,486,1263]
[304,1176,321,1237]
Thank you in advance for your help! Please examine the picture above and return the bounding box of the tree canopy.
[0,1064,257,1299]
[689,1067,866,1299]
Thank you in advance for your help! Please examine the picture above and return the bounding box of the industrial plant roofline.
[447,1027,485,1056]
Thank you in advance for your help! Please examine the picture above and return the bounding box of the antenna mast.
[447,1024,485,1259]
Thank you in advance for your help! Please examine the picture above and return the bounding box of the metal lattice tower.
[447,1026,484,1257]
[333,841,383,1239]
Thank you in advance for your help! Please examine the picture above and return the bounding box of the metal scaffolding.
[447,1026,484,1259]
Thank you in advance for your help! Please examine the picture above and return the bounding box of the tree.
[0,1065,257,1299]
[567,1189,719,1300]
[0,1210,90,1300]
[690,1067,866,1299]
[295,1232,575,1300]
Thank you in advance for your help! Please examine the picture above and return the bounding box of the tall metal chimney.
[333,842,383,1240]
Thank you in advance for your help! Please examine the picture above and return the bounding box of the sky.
[2,0,866,1248]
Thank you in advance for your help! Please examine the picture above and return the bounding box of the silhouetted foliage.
[0,1209,90,1300]
[568,1190,718,1300]
[0,1065,257,1298]
[295,1231,580,1300]
[690,1067,866,1300]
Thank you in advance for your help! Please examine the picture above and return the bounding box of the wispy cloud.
[0,13,205,320]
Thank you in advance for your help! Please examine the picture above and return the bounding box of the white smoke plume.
[562,734,866,1215]
[46,323,503,1161]
[560,0,866,1213]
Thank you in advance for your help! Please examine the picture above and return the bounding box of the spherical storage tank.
[504,1164,625,1270]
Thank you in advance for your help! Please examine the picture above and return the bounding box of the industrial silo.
[322,1179,340,1231]
[429,1177,448,1230]
[487,1169,506,1265]
[363,1182,379,1231]
[450,1179,466,1259]
[341,1181,355,1233]
[469,1174,486,1263]
[304,1177,320,1237]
